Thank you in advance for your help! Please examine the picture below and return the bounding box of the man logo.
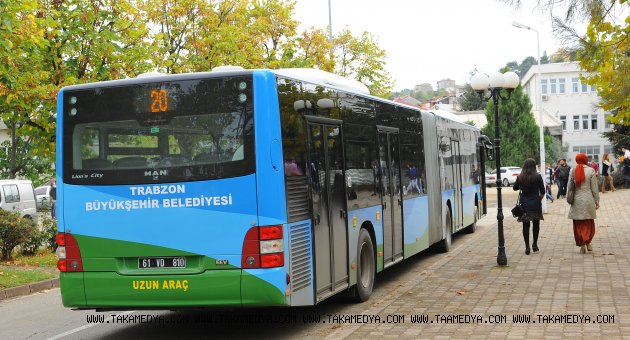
[145,170,167,180]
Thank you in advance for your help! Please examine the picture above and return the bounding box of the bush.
[0,210,37,260]
[21,227,44,256]
[40,215,58,252]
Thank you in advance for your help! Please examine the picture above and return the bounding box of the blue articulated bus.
[56,67,486,309]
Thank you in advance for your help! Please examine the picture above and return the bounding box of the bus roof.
[272,68,370,95]
[58,68,477,131]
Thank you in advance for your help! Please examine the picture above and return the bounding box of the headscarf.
[575,153,588,187]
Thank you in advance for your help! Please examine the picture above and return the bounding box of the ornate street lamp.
[471,71,520,266]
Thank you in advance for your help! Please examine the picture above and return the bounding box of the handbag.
[566,177,575,204]
[511,191,524,218]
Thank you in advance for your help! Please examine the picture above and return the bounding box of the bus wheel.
[436,209,452,252]
[465,206,478,234]
[354,229,375,302]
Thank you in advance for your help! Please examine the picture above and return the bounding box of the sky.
[292,0,571,92]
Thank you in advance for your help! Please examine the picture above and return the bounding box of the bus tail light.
[56,233,83,272]
[259,225,283,240]
[260,239,284,254]
[261,253,284,268]
[241,225,284,269]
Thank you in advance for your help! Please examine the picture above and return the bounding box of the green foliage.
[0,210,37,260]
[540,51,550,64]
[503,56,538,78]
[601,123,630,152]
[21,228,44,256]
[333,29,394,98]
[0,268,56,289]
[544,132,564,165]
[40,215,58,252]
[579,11,630,125]
[0,0,152,180]
[502,0,629,125]
[1,0,394,181]
[390,88,433,102]
[458,83,485,111]
[481,85,540,168]
[0,140,54,182]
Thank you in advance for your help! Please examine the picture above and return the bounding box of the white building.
[521,62,614,165]
[0,121,8,144]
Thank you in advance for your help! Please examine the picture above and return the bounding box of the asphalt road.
[0,254,453,339]
[0,192,513,340]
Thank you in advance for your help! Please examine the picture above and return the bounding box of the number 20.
[150,90,168,112]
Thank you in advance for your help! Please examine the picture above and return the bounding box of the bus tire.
[465,206,478,234]
[354,228,375,302]
[436,208,452,252]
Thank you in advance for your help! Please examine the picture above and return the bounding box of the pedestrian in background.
[513,158,545,255]
[623,156,630,189]
[545,163,554,202]
[589,158,599,177]
[555,159,571,199]
[567,153,600,254]
[601,153,616,193]
[50,179,57,220]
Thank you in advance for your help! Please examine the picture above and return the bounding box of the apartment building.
[521,62,614,165]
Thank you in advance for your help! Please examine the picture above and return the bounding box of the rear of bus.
[57,71,293,309]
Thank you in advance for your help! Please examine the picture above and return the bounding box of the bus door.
[306,118,349,301]
[450,139,463,229]
[378,127,403,267]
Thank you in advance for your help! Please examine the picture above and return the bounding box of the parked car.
[485,167,521,187]
[0,179,38,223]
[35,184,52,210]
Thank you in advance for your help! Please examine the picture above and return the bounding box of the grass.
[0,268,56,289]
[12,250,58,267]
[0,250,58,290]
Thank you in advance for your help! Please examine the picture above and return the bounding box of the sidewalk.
[327,188,630,339]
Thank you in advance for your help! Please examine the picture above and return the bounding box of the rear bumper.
[60,268,288,308]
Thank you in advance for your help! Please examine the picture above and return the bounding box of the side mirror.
[485,144,494,161]
[478,135,494,161]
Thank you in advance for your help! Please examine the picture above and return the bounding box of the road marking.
[46,311,134,340]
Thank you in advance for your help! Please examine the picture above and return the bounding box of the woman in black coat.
[513,158,545,255]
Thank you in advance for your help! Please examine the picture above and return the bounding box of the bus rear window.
[62,76,254,185]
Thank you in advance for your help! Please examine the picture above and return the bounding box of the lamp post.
[471,71,520,266]
[328,0,333,45]
[513,21,546,213]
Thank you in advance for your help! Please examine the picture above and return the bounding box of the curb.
[0,277,59,301]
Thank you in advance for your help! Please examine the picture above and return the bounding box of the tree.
[540,50,550,64]
[291,27,333,70]
[502,56,538,78]
[481,85,540,168]
[0,0,52,179]
[458,83,485,111]
[333,28,394,98]
[249,0,299,69]
[601,123,630,152]
[517,56,537,78]
[501,0,629,124]
[578,17,629,125]
[0,0,394,181]
[544,131,564,164]
[0,0,152,179]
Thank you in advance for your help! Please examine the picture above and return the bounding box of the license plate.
[138,257,186,269]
